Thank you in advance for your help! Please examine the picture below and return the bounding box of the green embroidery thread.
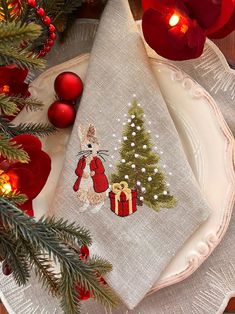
[111,98,176,212]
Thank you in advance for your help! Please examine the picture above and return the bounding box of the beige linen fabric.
[48,0,209,309]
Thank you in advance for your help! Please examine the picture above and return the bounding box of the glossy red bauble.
[48,101,76,128]
[54,72,83,101]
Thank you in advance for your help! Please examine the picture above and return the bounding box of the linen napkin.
[50,0,210,309]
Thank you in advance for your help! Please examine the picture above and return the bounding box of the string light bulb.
[1,182,12,194]
[169,13,180,27]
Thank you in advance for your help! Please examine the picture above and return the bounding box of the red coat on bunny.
[73,156,109,193]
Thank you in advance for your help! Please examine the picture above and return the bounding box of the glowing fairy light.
[1,182,12,194]
[169,13,180,27]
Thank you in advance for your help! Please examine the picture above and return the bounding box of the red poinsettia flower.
[142,0,235,60]
[0,134,51,217]
[0,65,30,97]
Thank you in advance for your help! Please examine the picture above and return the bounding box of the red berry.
[46,39,54,47]
[75,283,91,301]
[43,16,51,26]
[38,50,46,57]
[50,33,57,40]
[37,7,45,17]
[99,276,107,285]
[44,45,51,52]
[80,245,90,261]
[2,262,12,276]
[49,24,56,33]
[27,0,37,7]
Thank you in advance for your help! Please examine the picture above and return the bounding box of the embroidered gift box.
[109,190,137,217]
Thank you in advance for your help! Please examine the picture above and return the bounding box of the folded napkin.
[50,0,210,309]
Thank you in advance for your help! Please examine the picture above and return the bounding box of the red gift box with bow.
[109,181,137,217]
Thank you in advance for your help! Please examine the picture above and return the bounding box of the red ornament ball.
[54,72,83,101]
[48,101,76,128]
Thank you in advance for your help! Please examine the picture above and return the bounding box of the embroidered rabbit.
[73,124,109,213]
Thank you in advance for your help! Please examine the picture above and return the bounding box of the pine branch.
[0,45,45,69]
[0,199,119,310]
[1,192,28,205]
[19,238,60,297]
[87,256,113,276]
[0,95,44,117]
[20,97,44,111]
[0,132,29,163]
[11,122,56,137]
[40,216,92,247]
[52,0,82,30]
[0,22,42,46]
[60,263,81,314]
[0,94,19,116]
[0,118,56,138]
[0,231,30,285]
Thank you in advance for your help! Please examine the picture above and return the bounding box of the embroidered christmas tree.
[111,98,176,212]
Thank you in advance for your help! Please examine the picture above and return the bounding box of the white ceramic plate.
[15,54,234,295]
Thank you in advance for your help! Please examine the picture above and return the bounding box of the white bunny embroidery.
[73,124,109,213]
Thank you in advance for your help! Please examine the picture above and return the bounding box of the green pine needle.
[0,198,119,312]
[0,95,44,117]
[0,132,29,163]
[0,118,56,138]
[0,22,42,46]
[0,94,19,116]
[60,263,81,314]
[87,256,113,276]
[20,97,44,112]
[20,238,60,297]
[0,45,45,69]
[0,232,30,286]
[1,192,28,205]
[40,216,92,247]
[11,122,57,137]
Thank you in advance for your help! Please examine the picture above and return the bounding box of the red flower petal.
[142,8,206,60]
[206,0,235,35]
[7,82,30,97]
[0,65,28,86]
[208,9,235,38]
[142,0,189,15]
[181,0,221,29]
[10,134,42,151]
[8,151,51,199]
[7,135,51,200]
